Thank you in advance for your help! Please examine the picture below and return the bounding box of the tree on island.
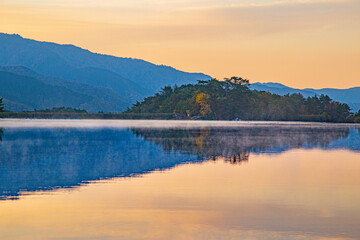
[352,110,360,123]
[126,77,354,123]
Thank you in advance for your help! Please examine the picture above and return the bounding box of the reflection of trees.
[0,125,356,200]
[0,128,3,141]
[209,152,250,165]
[132,126,350,163]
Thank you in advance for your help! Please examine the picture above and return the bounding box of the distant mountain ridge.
[250,82,360,112]
[0,33,211,94]
[0,33,211,112]
[0,66,130,112]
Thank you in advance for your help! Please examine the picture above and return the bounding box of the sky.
[1,0,359,89]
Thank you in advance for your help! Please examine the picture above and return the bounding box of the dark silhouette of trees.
[33,107,87,113]
[0,98,4,112]
[126,77,355,122]
[350,110,360,123]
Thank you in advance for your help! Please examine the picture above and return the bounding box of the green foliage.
[126,77,355,123]
[351,110,360,123]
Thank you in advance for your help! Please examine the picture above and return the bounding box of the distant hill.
[0,68,130,112]
[250,82,360,112]
[0,33,211,98]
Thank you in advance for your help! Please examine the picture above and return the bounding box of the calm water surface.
[0,119,360,240]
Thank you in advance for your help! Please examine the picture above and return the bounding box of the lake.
[0,119,360,240]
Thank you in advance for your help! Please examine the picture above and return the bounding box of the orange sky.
[1,0,359,88]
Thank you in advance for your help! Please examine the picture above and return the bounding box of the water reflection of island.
[0,125,359,200]
[132,127,353,163]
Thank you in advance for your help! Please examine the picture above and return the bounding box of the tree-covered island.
[126,77,360,123]
[1,77,360,122]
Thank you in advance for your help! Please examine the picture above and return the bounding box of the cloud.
[184,0,360,35]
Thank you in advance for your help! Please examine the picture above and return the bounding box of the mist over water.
[0,120,360,239]
[2,119,358,129]
[0,120,359,200]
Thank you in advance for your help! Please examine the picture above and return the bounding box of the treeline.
[0,98,4,112]
[32,107,88,113]
[127,77,360,123]
[0,100,173,119]
[0,111,173,120]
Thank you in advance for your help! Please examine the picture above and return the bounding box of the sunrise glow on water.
[0,120,359,239]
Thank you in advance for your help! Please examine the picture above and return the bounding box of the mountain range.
[0,67,130,112]
[0,33,359,113]
[250,83,360,112]
[0,33,210,112]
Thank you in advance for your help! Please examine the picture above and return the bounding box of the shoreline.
[0,112,359,124]
[1,118,359,129]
